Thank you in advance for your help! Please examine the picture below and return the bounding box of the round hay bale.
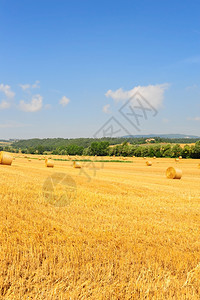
[28,159,31,162]
[73,161,81,168]
[179,156,182,159]
[146,161,152,166]
[166,167,182,179]
[45,159,54,168]
[153,156,156,159]
[143,157,146,159]
[0,151,13,166]
[175,158,179,162]
[38,158,41,161]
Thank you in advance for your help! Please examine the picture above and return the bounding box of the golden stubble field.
[0,155,200,299]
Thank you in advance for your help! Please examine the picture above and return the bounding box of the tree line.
[2,140,200,159]
[11,136,199,151]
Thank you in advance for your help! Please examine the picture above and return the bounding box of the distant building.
[145,138,155,143]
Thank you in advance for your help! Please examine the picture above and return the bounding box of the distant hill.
[123,134,200,139]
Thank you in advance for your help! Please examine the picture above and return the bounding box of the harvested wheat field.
[0,155,200,299]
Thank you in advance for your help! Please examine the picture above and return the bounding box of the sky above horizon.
[0,0,200,139]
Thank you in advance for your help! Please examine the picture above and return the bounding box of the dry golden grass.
[0,155,200,299]
[179,143,195,148]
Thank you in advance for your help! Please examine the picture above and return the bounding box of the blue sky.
[0,0,199,139]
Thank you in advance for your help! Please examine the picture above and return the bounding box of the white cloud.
[19,84,30,90]
[0,84,15,109]
[0,83,15,99]
[0,100,11,110]
[19,94,43,112]
[103,104,111,114]
[59,96,70,107]
[105,83,169,109]
[19,80,40,91]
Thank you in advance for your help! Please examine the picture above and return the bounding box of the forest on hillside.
[0,137,199,159]
[10,137,200,150]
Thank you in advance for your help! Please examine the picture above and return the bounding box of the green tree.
[121,144,129,156]
[190,143,200,158]
[89,141,109,156]
[135,146,142,157]
[140,146,149,157]
[148,146,155,157]
[161,144,172,157]
[4,146,12,152]
[182,145,191,158]
[153,145,162,157]
[172,144,182,157]
[27,147,36,154]
[66,144,84,155]
[37,145,45,155]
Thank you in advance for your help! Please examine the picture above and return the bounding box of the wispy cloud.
[183,56,200,64]
[105,83,169,109]
[162,118,170,124]
[0,100,11,110]
[59,96,70,107]
[185,84,199,91]
[44,104,52,110]
[0,122,31,129]
[50,89,61,94]
[103,104,111,114]
[19,94,43,112]
[0,83,15,99]
[187,117,200,121]
[0,83,15,110]
[19,80,40,91]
